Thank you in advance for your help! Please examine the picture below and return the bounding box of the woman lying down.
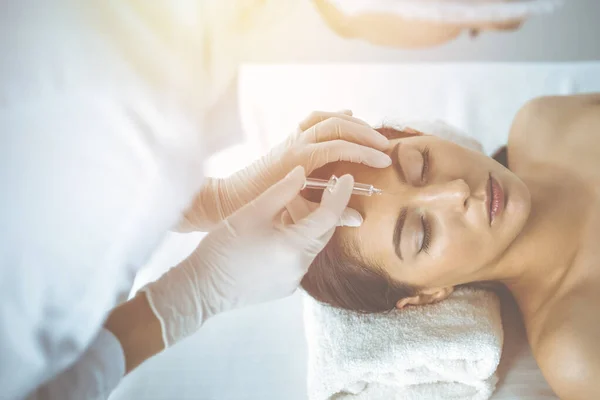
[300,93,600,400]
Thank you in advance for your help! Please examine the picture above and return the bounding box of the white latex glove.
[176,110,390,231]
[141,166,357,347]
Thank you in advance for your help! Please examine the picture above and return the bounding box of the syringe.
[302,175,383,197]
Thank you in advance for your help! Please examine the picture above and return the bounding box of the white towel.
[303,287,503,400]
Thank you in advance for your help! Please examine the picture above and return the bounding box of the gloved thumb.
[292,174,355,239]
[227,166,306,232]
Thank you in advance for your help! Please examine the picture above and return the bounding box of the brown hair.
[300,127,421,313]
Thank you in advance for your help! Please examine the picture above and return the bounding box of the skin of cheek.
[427,214,507,286]
[423,231,486,288]
[390,228,485,289]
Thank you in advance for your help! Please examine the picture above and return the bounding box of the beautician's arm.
[28,294,163,400]
[312,0,523,49]
[104,293,165,374]
[33,166,359,400]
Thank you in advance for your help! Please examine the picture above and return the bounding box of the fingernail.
[371,152,392,168]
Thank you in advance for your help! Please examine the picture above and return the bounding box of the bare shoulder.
[531,287,600,400]
[509,93,600,143]
[507,93,600,175]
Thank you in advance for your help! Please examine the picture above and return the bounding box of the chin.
[504,176,531,240]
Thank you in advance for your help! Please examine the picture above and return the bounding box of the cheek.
[419,240,483,287]
[433,221,495,268]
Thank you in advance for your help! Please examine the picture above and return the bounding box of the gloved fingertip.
[373,132,391,149]
[338,208,363,227]
[287,165,306,181]
[338,109,353,116]
[370,152,392,168]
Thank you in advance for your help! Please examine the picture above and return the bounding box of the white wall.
[244,0,600,63]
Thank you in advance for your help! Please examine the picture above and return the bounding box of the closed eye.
[419,215,432,254]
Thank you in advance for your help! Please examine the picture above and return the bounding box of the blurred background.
[239,0,600,62]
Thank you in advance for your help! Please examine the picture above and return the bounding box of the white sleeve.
[0,2,207,398]
[27,329,126,400]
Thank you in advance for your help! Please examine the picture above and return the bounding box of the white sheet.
[238,63,600,156]
[110,62,599,400]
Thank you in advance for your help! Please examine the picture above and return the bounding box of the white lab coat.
[0,0,255,398]
[27,329,126,400]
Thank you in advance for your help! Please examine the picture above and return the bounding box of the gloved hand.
[141,166,357,347]
[176,110,390,231]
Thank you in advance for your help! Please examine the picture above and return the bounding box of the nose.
[411,179,470,212]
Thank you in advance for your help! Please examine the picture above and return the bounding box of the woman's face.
[328,134,531,290]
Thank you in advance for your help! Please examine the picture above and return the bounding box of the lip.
[486,174,505,226]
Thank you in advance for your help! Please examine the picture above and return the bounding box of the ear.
[395,287,454,309]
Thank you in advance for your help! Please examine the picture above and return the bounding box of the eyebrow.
[391,143,407,184]
[391,143,409,261]
[393,208,408,261]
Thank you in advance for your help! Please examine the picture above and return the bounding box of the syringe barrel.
[303,176,380,197]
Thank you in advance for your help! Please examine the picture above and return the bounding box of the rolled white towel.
[303,287,503,400]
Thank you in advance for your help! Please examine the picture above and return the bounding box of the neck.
[479,170,589,315]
